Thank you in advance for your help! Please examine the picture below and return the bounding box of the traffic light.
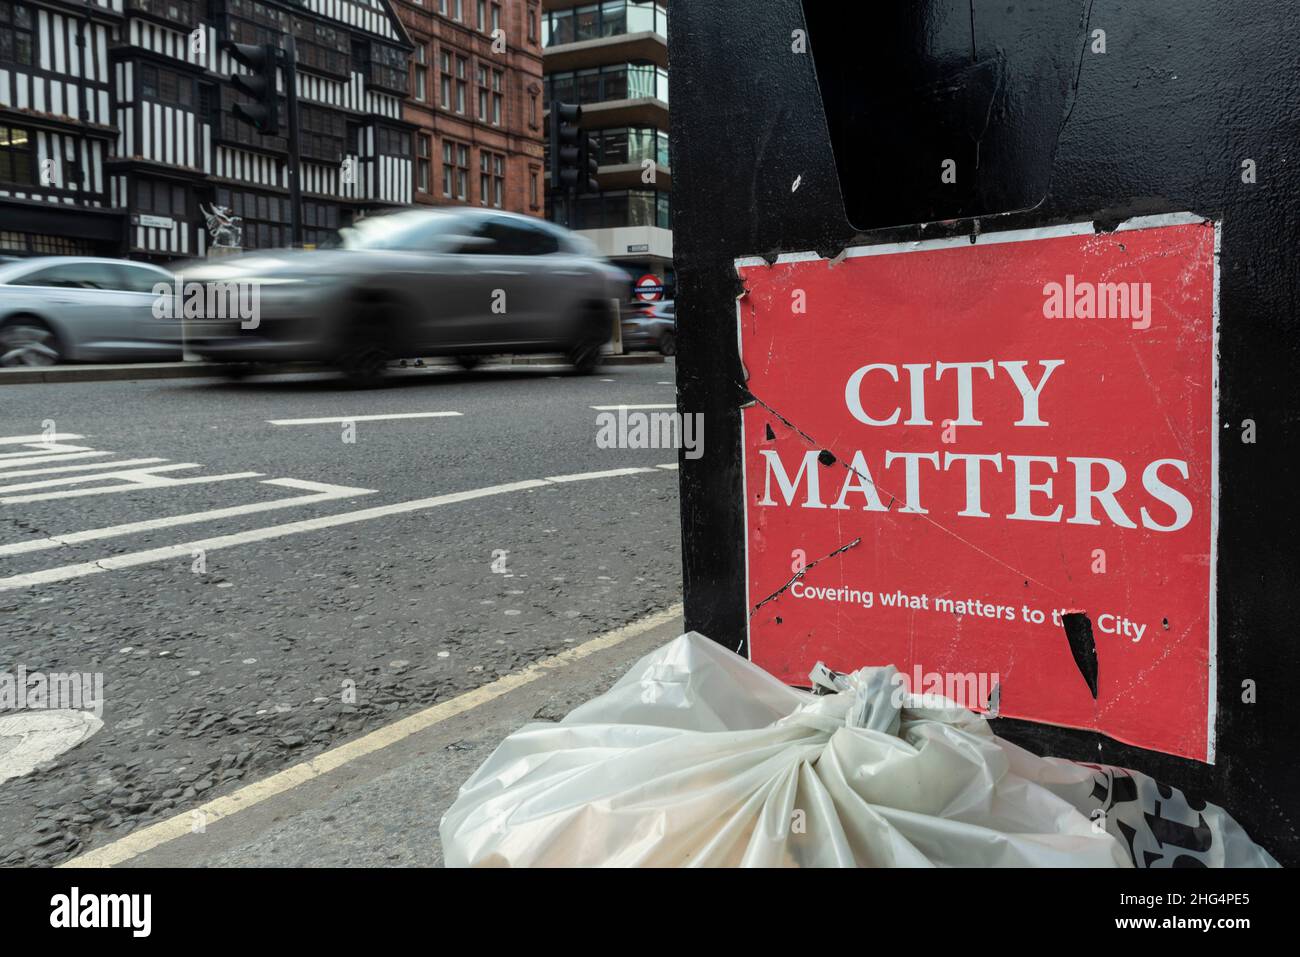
[222,41,279,136]
[549,102,582,191]
[577,131,600,194]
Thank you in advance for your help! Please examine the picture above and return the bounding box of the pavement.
[0,360,683,866]
[73,606,684,868]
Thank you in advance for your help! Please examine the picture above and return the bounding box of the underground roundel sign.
[636,274,665,302]
[736,213,1219,762]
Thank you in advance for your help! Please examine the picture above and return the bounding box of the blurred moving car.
[180,208,628,383]
[621,299,676,356]
[0,257,178,366]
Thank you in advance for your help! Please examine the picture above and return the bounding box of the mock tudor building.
[0,0,417,261]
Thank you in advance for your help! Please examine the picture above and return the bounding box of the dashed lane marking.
[590,404,677,411]
[267,412,463,425]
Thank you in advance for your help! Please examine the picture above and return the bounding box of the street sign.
[635,274,664,302]
[135,214,176,229]
[737,214,1218,762]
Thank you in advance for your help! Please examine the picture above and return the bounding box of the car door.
[112,262,182,358]
[447,217,541,348]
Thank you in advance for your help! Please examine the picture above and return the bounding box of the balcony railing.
[543,1,668,47]
[547,64,668,108]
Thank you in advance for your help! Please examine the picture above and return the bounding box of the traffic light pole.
[281,35,303,247]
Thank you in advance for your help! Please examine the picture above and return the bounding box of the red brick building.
[394,0,547,217]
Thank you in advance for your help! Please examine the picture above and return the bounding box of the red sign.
[737,214,1219,762]
[635,274,665,302]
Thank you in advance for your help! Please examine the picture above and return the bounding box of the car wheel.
[658,330,677,357]
[0,316,61,367]
[337,300,394,387]
[455,355,483,371]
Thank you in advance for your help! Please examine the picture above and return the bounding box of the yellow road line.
[62,603,683,868]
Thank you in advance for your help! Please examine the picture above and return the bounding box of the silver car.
[621,299,676,355]
[0,257,179,365]
[179,208,630,383]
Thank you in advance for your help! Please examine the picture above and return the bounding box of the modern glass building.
[541,0,672,298]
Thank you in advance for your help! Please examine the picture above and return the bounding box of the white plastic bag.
[441,633,1277,867]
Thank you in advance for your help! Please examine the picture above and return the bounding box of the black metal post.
[282,35,303,246]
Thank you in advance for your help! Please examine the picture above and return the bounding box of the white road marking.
[0,462,200,494]
[0,470,261,504]
[267,412,463,425]
[590,404,677,411]
[0,451,113,470]
[0,458,168,480]
[0,465,676,592]
[60,603,683,868]
[0,433,85,445]
[0,443,95,460]
[545,467,655,483]
[0,479,376,557]
[657,463,679,471]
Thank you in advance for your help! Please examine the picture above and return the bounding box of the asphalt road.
[0,360,682,865]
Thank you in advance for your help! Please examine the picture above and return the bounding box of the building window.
[591,125,669,167]
[301,200,341,248]
[0,2,35,67]
[438,0,446,12]
[528,7,538,44]
[529,92,539,128]
[543,2,667,46]
[291,16,349,76]
[417,134,432,193]
[377,127,411,156]
[413,44,427,102]
[556,188,670,230]
[299,104,347,162]
[477,65,489,121]
[455,56,468,114]
[443,140,469,200]
[491,70,503,126]
[140,64,193,107]
[453,0,463,22]
[215,187,290,250]
[0,125,34,185]
[136,179,186,217]
[491,2,501,33]
[368,42,409,94]
[439,51,452,108]
[546,64,668,107]
[476,0,486,30]
[529,166,540,210]
[129,0,199,25]
[480,150,504,208]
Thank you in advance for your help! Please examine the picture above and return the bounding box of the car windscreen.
[341,212,460,251]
